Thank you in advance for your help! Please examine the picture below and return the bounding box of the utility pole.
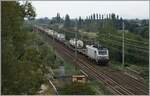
[102,17,105,45]
[53,30,55,51]
[122,22,125,69]
[74,20,78,73]
[75,27,77,61]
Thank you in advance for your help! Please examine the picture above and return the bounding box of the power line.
[100,34,148,49]
[109,33,148,45]
[99,39,149,53]
[111,39,148,52]
[98,33,148,47]
[99,34,149,50]
[107,45,148,61]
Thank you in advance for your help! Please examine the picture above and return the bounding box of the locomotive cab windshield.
[98,50,107,55]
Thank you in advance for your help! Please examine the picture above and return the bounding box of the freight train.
[44,28,109,64]
[69,38,84,48]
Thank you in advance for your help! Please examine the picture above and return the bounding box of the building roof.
[72,75,85,78]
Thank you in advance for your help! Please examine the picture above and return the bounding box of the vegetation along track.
[36,27,149,95]
[73,48,148,94]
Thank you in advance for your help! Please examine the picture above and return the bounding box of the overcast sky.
[31,1,149,19]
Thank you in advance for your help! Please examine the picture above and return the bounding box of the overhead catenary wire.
[108,33,148,45]
[108,33,149,47]
[106,45,148,61]
[95,38,149,54]
[98,33,148,50]
[98,34,149,51]
[97,32,148,46]
[104,39,148,53]
[99,43,148,60]
[98,40,149,60]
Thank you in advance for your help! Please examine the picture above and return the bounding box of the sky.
[31,1,149,19]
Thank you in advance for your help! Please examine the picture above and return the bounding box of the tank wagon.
[48,30,54,36]
[69,38,84,48]
[53,31,58,38]
[57,33,65,41]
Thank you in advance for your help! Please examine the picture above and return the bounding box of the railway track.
[55,40,135,95]
[62,37,149,94]
[98,67,148,94]
[35,26,149,95]
[73,48,148,94]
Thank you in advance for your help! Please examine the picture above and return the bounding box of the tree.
[111,13,116,20]
[99,14,101,20]
[64,14,71,28]
[116,15,119,20]
[1,1,42,95]
[96,13,99,20]
[78,16,82,29]
[102,14,104,20]
[93,13,96,20]
[91,15,93,20]
[106,14,109,19]
[56,12,61,23]
[22,1,36,20]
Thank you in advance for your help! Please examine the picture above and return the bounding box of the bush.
[59,82,96,95]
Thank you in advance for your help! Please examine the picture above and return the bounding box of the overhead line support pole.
[75,28,77,61]
[122,22,125,70]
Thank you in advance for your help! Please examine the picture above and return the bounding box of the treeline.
[34,13,148,39]
[2,1,56,94]
[47,13,123,31]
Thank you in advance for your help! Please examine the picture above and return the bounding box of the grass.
[89,80,112,95]
[110,60,149,87]
[79,31,97,39]
[110,60,124,70]
[54,51,81,76]
[128,64,149,87]
[64,62,81,76]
